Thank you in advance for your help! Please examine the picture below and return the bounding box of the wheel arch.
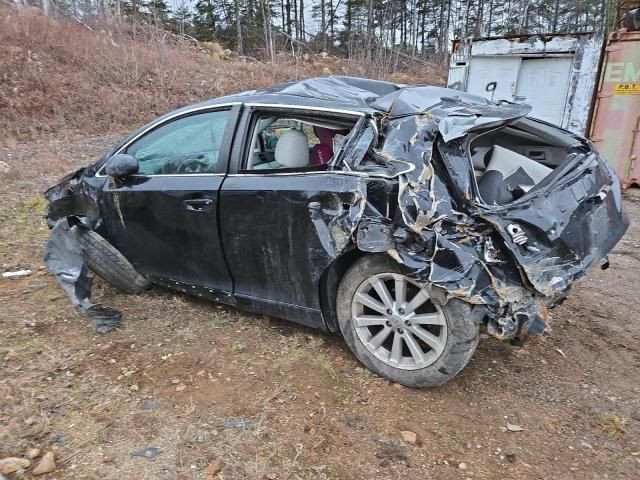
[318,248,368,333]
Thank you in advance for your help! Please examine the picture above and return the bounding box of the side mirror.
[105,154,139,177]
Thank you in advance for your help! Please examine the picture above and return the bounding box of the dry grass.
[599,413,627,438]
[0,8,445,142]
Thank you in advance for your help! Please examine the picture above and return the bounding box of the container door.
[466,56,521,102]
[515,57,573,126]
[589,31,640,187]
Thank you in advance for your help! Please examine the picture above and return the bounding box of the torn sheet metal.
[309,188,367,258]
[43,218,122,333]
[43,166,102,227]
[344,84,625,341]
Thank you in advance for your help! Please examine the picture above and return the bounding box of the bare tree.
[41,0,52,16]
[235,0,243,55]
[366,0,373,63]
[261,0,275,63]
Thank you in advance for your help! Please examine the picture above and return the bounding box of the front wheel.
[337,255,479,387]
[76,229,151,294]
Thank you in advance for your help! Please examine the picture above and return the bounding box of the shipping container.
[447,33,603,135]
[589,16,640,188]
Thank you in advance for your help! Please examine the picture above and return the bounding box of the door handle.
[183,198,214,212]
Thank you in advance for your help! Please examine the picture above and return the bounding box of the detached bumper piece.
[43,218,122,333]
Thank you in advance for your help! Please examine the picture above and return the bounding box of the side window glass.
[126,110,230,175]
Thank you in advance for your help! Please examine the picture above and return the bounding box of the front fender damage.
[43,169,123,333]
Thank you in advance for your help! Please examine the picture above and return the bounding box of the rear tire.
[76,229,151,294]
[337,254,479,387]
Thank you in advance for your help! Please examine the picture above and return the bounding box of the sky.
[167,0,322,35]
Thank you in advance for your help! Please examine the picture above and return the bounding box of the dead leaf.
[204,460,223,477]
[175,384,186,392]
[554,348,566,358]
[506,423,524,432]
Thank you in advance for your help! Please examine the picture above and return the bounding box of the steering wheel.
[177,157,208,174]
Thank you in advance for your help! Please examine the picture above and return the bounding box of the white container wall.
[447,33,604,135]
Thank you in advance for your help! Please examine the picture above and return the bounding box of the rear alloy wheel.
[337,255,479,387]
[352,273,447,370]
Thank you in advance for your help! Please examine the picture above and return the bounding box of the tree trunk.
[329,0,334,47]
[462,0,471,38]
[520,0,530,34]
[299,0,305,41]
[281,1,286,31]
[235,0,243,55]
[345,0,352,49]
[321,0,326,51]
[476,0,484,37]
[292,0,298,40]
[421,4,426,53]
[444,0,452,60]
[261,0,274,63]
[552,0,560,33]
[366,0,374,63]
[285,0,291,37]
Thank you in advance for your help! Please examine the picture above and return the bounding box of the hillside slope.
[0,9,444,142]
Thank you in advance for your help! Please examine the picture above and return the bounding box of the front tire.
[337,254,479,387]
[76,229,151,294]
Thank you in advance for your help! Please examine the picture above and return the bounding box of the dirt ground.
[1,135,639,480]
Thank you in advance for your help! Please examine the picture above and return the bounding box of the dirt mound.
[0,9,445,141]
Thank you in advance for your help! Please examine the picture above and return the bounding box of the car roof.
[188,76,493,116]
[104,76,525,161]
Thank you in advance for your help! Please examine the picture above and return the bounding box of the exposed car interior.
[246,114,355,171]
[470,118,586,205]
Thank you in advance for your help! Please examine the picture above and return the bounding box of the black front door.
[99,106,240,296]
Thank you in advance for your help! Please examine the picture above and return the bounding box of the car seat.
[253,129,309,170]
[477,145,552,204]
[274,129,310,168]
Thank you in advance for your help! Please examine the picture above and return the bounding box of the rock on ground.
[400,430,418,445]
[26,448,40,459]
[32,452,55,476]
[0,457,30,475]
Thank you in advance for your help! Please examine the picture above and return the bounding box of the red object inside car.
[311,126,349,165]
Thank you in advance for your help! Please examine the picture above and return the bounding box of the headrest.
[275,130,309,168]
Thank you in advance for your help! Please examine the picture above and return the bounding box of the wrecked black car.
[43,76,628,387]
